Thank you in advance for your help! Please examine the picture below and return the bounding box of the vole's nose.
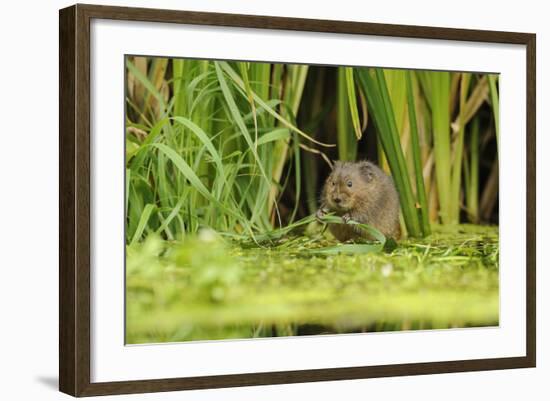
[334,197,341,204]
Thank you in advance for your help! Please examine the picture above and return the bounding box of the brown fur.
[317,160,401,241]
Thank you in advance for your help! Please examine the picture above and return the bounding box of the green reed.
[125,57,498,241]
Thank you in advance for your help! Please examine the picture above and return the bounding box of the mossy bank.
[126,224,498,343]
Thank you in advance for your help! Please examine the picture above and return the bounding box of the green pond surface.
[126,224,499,344]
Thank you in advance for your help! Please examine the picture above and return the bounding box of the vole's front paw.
[342,213,351,224]
[316,207,328,222]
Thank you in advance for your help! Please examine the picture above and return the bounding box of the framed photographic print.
[59,3,536,397]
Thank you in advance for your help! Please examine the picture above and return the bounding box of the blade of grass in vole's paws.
[315,208,327,222]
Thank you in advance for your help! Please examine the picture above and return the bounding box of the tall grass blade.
[345,67,362,140]
[465,117,480,223]
[430,71,452,224]
[488,74,500,152]
[130,203,155,244]
[450,73,471,223]
[405,71,430,236]
[337,67,357,161]
[238,62,259,147]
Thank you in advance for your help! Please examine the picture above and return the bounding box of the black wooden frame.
[59,3,536,396]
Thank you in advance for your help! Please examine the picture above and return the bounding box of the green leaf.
[218,61,334,148]
[345,67,362,140]
[256,128,290,146]
[150,143,241,221]
[130,204,155,244]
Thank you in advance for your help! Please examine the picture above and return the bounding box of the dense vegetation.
[125,56,499,342]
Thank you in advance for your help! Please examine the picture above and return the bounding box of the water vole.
[316,160,401,241]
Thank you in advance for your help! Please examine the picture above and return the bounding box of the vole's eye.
[332,181,335,186]
[347,180,353,188]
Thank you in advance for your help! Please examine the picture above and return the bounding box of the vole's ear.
[359,161,374,182]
